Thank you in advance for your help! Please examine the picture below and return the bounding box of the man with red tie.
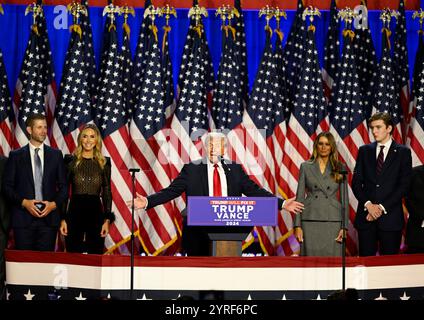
[352,112,412,256]
[130,132,304,256]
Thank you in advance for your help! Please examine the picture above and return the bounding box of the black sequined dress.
[63,155,113,254]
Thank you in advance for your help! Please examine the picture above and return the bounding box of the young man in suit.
[0,155,9,300]
[352,112,412,256]
[2,114,68,251]
[130,132,304,256]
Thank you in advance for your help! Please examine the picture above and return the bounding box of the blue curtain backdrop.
[0,4,421,99]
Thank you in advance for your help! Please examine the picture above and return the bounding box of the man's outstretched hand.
[126,192,147,210]
[283,197,304,214]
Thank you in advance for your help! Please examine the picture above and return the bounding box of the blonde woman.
[59,124,113,254]
[294,131,348,256]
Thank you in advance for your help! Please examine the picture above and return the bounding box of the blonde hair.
[74,123,106,169]
[310,131,343,183]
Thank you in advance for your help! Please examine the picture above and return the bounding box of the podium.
[187,196,278,257]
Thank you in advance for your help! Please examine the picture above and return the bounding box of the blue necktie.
[34,147,43,200]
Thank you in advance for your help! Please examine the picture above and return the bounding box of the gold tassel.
[275,29,284,42]
[382,27,392,50]
[193,25,203,37]
[108,23,116,32]
[223,25,236,40]
[123,22,131,39]
[150,24,158,42]
[32,24,39,36]
[265,25,273,37]
[342,29,355,40]
[69,24,82,38]
[162,25,171,52]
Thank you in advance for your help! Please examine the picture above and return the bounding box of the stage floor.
[5,250,424,300]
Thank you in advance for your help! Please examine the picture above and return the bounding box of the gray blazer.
[294,160,348,228]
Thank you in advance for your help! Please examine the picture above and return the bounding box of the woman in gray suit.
[294,131,348,256]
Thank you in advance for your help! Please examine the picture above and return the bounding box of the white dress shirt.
[375,139,392,162]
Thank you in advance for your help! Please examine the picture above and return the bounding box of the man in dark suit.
[405,165,424,254]
[130,132,304,256]
[0,155,9,300]
[2,114,68,251]
[352,112,412,256]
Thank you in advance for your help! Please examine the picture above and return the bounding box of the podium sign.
[187,196,278,227]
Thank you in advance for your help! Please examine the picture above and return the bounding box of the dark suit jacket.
[2,144,68,228]
[147,159,284,210]
[352,141,412,231]
[0,156,9,235]
[405,165,424,249]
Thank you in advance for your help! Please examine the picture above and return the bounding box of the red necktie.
[376,145,385,175]
[213,164,222,196]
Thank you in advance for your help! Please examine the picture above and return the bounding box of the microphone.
[218,155,231,172]
[129,168,140,173]
[338,163,348,175]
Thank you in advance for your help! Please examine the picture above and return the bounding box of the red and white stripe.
[102,125,138,255]
[0,116,13,156]
[406,98,424,167]
[330,119,371,256]
[129,120,182,255]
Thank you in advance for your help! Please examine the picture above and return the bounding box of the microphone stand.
[339,167,349,291]
[129,168,140,300]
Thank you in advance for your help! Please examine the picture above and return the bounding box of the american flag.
[406,32,424,166]
[282,24,329,220]
[122,19,134,124]
[51,24,92,154]
[329,27,370,256]
[162,20,176,122]
[322,0,340,103]
[372,27,403,144]
[212,25,244,131]
[98,1,114,93]
[234,0,248,110]
[161,16,184,254]
[31,0,56,129]
[283,0,306,112]
[170,1,214,167]
[177,1,214,112]
[94,18,135,255]
[214,0,247,169]
[273,27,299,256]
[393,0,410,139]
[131,0,152,114]
[80,0,97,103]
[274,22,290,120]
[212,8,251,249]
[410,33,424,108]
[13,4,54,148]
[353,0,377,120]
[0,49,13,156]
[129,17,180,255]
[243,28,289,256]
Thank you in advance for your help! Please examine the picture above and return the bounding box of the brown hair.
[310,131,343,183]
[74,123,106,169]
[25,113,47,128]
[368,112,393,131]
